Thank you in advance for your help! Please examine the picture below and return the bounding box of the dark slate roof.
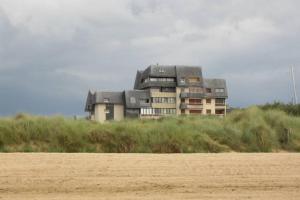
[95,91,124,104]
[85,90,95,112]
[134,70,143,89]
[147,65,177,77]
[85,91,124,111]
[175,66,203,87]
[134,65,203,89]
[124,90,151,108]
[204,79,228,98]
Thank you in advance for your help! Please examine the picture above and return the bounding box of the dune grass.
[0,106,300,153]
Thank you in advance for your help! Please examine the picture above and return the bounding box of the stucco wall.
[114,105,124,121]
[94,104,106,123]
[150,91,176,97]
[176,87,181,115]
[203,99,226,115]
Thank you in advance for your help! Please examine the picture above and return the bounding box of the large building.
[85,65,228,122]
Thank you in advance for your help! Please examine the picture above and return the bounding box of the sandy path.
[0,153,300,199]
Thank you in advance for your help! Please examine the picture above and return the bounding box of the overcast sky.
[0,0,300,116]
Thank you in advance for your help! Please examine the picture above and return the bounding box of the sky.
[0,0,300,116]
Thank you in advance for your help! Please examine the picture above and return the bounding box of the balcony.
[180,92,205,98]
[180,103,203,109]
[140,81,176,89]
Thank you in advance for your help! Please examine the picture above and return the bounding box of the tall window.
[141,108,176,116]
[152,97,176,104]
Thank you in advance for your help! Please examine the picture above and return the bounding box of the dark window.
[105,104,114,120]
[161,87,176,92]
[215,109,225,115]
[206,99,211,104]
[216,98,225,105]
[190,110,202,114]
[189,99,202,105]
[140,98,149,103]
[206,88,212,93]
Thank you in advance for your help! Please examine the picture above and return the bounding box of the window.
[159,68,165,73]
[189,87,203,93]
[206,99,211,104]
[142,78,149,83]
[166,78,175,82]
[181,109,185,114]
[215,88,225,93]
[103,98,110,103]
[161,87,176,92]
[215,109,225,115]
[206,88,212,93]
[130,97,136,104]
[140,98,149,104]
[189,99,202,105]
[141,108,176,116]
[206,109,211,114]
[215,98,225,106]
[152,97,176,104]
[149,77,175,82]
[190,110,202,114]
[180,78,186,84]
[168,98,175,104]
[150,78,158,82]
[181,98,185,103]
[188,77,200,83]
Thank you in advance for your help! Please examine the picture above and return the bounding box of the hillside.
[0,107,300,153]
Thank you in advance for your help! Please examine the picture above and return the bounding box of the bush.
[0,107,299,153]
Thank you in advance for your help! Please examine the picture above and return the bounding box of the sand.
[0,153,300,199]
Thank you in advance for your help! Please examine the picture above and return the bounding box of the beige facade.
[114,105,124,121]
[93,104,124,123]
[94,104,106,123]
[86,66,227,121]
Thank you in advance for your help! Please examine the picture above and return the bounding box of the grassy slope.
[0,107,300,153]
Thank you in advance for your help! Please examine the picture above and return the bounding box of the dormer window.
[159,68,165,73]
[130,97,136,104]
[206,88,212,93]
[103,98,110,103]
[180,78,185,84]
[215,88,225,93]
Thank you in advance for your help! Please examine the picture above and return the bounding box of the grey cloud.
[0,0,300,115]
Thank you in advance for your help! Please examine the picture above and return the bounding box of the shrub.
[0,107,299,153]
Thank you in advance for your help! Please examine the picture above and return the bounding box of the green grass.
[0,107,300,153]
[259,102,300,116]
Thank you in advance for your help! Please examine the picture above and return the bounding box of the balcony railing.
[140,81,176,89]
[180,92,205,98]
[180,103,203,109]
